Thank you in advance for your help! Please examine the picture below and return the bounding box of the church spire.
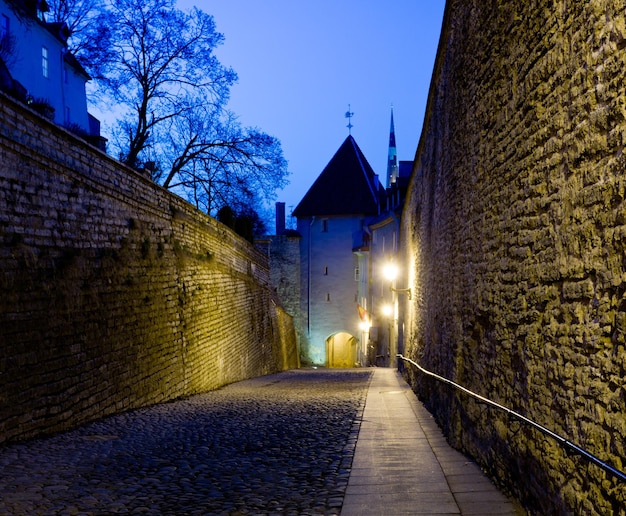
[386,107,398,187]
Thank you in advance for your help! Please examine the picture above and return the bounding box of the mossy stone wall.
[402,1,626,513]
[0,92,297,445]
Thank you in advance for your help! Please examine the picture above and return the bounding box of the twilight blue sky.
[182,1,446,223]
[133,2,443,226]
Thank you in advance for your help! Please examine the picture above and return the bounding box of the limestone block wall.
[402,1,626,513]
[0,92,298,445]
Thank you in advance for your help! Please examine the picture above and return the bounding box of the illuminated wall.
[402,1,626,513]
[0,92,298,445]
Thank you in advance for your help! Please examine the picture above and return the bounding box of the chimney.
[276,202,286,235]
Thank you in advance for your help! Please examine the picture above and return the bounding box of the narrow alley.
[0,369,519,515]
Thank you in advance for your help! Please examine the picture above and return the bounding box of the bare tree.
[89,0,236,168]
[154,105,288,217]
[62,0,289,225]
[44,0,99,57]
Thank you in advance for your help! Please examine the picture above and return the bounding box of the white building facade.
[298,214,369,366]
[292,113,413,368]
[294,135,382,367]
[1,0,91,132]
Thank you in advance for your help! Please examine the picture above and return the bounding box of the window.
[326,293,331,302]
[42,46,49,78]
[1,15,9,41]
[321,219,328,232]
[354,265,360,281]
[323,266,328,276]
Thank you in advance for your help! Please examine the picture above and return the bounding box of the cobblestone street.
[0,369,371,515]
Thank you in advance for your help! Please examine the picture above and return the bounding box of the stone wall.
[402,1,626,513]
[255,233,302,365]
[0,92,298,445]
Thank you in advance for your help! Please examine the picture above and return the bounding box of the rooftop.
[293,135,382,218]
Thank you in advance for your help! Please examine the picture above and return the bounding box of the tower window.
[321,219,328,232]
[323,266,328,275]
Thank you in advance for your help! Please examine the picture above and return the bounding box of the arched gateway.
[325,332,357,368]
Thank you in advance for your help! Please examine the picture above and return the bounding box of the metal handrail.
[397,354,626,483]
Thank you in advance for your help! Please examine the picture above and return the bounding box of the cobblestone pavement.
[0,369,372,516]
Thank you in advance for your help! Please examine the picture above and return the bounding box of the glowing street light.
[382,262,399,282]
[382,262,412,299]
[381,303,394,318]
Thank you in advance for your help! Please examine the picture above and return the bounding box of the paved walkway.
[342,368,520,515]
[0,368,521,515]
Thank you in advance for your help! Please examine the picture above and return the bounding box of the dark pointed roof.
[293,135,381,217]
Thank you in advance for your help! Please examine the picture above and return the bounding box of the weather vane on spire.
[345,104,354,134]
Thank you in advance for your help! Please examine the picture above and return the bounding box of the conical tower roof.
[293,135,381,217]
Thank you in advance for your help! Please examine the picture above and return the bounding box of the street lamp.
[382,262,399,282]
[382,262,412,299]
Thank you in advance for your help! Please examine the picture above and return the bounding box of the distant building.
[359,157,413,368]
[0,0,103,146]
[293,135,384,366]
[263,110,412,368]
